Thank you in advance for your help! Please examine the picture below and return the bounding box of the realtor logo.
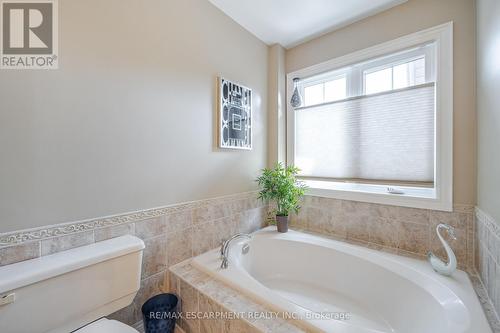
[1,0,58,69]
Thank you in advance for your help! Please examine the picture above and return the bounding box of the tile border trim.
[470,272,500,332]
[0,191,258,247]
[476,206,500,240]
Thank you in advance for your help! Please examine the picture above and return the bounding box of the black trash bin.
[141,293,179,333]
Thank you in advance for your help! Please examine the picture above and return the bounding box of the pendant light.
[290,78,302,108]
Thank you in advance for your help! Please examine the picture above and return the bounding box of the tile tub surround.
[169,260,305,333]
[170,246,500,333]
[288,195,475,270]
[0,191,268,327]
[476,207,500,331]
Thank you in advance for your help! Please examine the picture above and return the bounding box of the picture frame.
[217,77,252,150]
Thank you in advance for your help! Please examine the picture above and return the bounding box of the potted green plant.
[256,163,307,233]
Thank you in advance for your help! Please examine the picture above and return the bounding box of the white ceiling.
[209,0,408,48]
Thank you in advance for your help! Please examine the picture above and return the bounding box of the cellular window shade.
[295,83,435,183]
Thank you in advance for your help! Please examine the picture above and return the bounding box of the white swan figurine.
[427,223,457,276]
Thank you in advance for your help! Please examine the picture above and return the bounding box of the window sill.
[304,180,452,211]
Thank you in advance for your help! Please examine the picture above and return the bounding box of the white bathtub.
[192,227,492,333]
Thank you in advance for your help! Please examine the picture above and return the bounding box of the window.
[364,57,426,94]
[287,23,453,211]
[303,75,347,106]
[301,45,434,106]
[295,45,435,184]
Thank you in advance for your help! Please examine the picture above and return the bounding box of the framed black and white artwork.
[217,77,252,150]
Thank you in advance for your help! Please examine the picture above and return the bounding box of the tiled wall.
[1,192,491,330]
[0,192,267,327]
[476,207,500,326]
[289,195,475,270]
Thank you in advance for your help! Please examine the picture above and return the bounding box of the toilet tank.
[0,235,145,333]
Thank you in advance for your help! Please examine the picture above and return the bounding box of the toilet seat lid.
[76,318,139,333]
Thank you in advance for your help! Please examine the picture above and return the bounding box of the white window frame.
[286,22,453,211]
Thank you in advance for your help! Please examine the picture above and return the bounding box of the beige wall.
[267,44,286,167]
[286,0,476,205]
[0,0,268,233]
[476,0,500,223]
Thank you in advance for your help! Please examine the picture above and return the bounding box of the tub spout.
[427,223,457,276]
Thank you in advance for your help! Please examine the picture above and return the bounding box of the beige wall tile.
[41,231,94,256]
[327,213,348,239]
[342,200,375,242]
[223,318,260,333]
[198,280,244,310]
[192,221,215,256]
[396,221,429,255]
[289,208,307,228]
[312,207,346,239]
[242,197,262,211]
[486,229,500,264]
[491,233,500,267]
[489,260,499,312]
[94,223,135,242]
[135,217,166,240]
[179,280,199,333]
[167,228,193,267]
[199,293,223,333]
[0,242,40,266]
[467,227,475,269]
[228,199,246,216]
[165,210,192,233]
[252,317,304,333]
[239,207,265,234]
[368,218,400,248]
[480,244,489,286]
[306,206,331,233]
[373,205,430,225]
[430,210,470,229]
[167,271,179,295]
[213,217,237,247]
[304,196,342,212]
[342,200,372,215]
[192,203,227,225]
[142,236,167,279]
[345,215,371,242]
[295,197,478,272]
[487,256,496,305]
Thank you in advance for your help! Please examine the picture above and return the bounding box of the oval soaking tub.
[191,227,492,333]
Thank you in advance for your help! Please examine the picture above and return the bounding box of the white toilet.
[0,235,145,333]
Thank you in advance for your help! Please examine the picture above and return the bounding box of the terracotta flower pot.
[276,215,289,233]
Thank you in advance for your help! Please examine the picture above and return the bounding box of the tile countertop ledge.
[169,260,306,333]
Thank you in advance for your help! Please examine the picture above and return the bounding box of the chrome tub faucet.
[220,233,252,269]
